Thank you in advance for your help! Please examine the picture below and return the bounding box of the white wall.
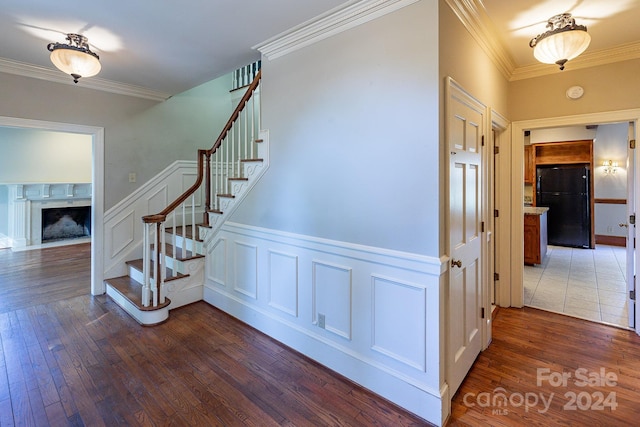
[0,71,235,210]
[0,185,6,236]
[0,127,92,183]
[205,2,447,425]
[232,1,439,256]
[593,123,628,238]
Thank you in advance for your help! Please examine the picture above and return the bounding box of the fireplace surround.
[7,183,91,247]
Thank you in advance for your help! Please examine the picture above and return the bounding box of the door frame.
[0,116,105,295]
[508,108,640,335]
[485,109,509,341]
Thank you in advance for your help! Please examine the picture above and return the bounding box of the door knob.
[619,223,629,228]
[451,259,462,268]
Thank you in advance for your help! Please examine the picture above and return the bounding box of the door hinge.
[482,135,485,147]
[494,209,499,218]
[630,214,636,225]
[481,221,485,232]
[494,146,499,155]
[631,290,636,301]
[481,307,486,319]
[631,139,636,149]
[494,272,499,281]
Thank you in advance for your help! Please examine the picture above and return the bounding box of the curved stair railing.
[140,69,262,308]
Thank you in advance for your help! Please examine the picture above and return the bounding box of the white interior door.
[628,121,636,329]
[447,78,485,395]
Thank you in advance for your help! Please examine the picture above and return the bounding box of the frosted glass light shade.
[49,48,101,80]
[533,29,591,65]
[47,34,101,83]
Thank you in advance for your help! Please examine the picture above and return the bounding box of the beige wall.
[439,1,510,256]
[509,59,640,121]
[439,2,510,115]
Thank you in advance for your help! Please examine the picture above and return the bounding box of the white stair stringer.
[202,129,269,245]
[164,257,205,308]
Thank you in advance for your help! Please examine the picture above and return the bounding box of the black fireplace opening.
[42,206,91,242]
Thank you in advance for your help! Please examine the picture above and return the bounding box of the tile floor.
[524,244,630,329]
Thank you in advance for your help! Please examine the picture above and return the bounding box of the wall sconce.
[603,160,618,175]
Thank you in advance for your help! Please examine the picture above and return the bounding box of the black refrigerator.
[536,164,591,248]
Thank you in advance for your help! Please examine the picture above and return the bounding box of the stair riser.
[164,234,204,255]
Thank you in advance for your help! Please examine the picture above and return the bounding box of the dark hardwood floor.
[0,243,90,313]
[2,243,640,426]
[0,244,428,426]
[449,307,640,426]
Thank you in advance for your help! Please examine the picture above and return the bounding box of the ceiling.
[481,0,640,69]
[1,0,639,98]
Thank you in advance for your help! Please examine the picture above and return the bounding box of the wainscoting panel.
[268,250,298,317]
[371,275,426,371]
[110,211,135,258]
[312,261,352,340]
[206,236,227,288]
[182,173,202,207]
[233,241,258,299]
[146,185,169,215]
[103,161,201,279]
[203,222,446,424]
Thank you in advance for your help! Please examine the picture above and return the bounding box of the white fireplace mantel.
[6,183,91,247]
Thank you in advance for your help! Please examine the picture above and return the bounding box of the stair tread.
[126,259,189,282]
[150,243,204,261]
[165,225,204,242]
[105,276,171,311]
[241,158,263,163]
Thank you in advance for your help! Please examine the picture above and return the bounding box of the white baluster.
[191,194,196,249]
[142,222,151,307]
[244,103,248,162]
[230,125,235,185]
[251,93,256,159]
[181,202,186,260]
[159,221,166,305]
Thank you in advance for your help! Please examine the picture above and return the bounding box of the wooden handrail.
[207,70,262,156]
[142,69,262,225]
[142,149,207,224]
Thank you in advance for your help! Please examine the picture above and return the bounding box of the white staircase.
[105,69,267,325]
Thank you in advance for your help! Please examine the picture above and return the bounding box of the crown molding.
[510,41,640,81]
[444,0,516,81]
[254,0,419,60]
[446,0,640,82]
[0,57,170,102]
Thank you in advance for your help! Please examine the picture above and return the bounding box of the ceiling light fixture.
[529,13,591,70]
[47,33,101,83]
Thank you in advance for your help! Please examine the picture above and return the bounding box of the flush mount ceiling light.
[529,13,591,70]
[47,33,101,83]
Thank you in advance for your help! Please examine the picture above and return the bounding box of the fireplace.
[7,183,92,248]
[42,206,91,242]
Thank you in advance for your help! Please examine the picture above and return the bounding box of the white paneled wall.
[204,222,446,422]
[103,161,204,280]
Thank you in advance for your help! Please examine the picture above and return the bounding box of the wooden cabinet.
[524,145,534,184]
[524,210,548,265]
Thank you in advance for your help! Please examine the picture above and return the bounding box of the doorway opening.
[520,121,634,329]
[0,116,104,295]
